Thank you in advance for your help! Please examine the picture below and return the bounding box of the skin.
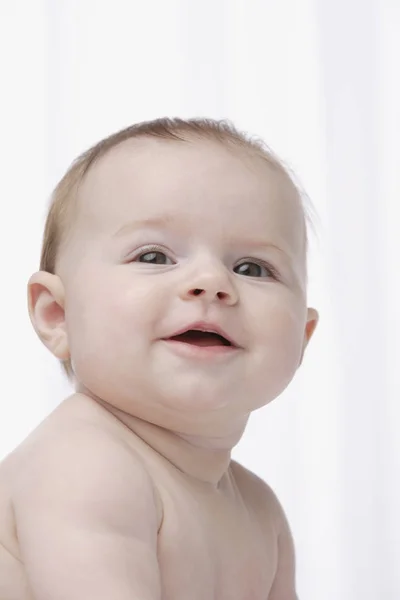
[0,137,318,599]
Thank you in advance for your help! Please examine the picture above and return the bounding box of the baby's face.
[58,138,316,431]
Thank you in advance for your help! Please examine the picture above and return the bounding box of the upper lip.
[163,321,239,347]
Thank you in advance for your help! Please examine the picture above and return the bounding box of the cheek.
[271,312,305,367]
[250,297,307,384]
[64,273,160,368]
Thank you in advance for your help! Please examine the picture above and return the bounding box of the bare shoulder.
[230,461,298,600]
[3,392,148,475]
[8,392,158,493]
[230,459,285,530]
[4,394,164,599]
[2,394,162,544]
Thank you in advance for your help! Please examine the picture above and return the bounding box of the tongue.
[170,331,228,347]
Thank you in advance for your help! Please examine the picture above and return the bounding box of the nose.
[179,260,239,306]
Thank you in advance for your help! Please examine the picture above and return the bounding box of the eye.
[137,251,173,265]
[132,246,174,265]
[234,261,278,279]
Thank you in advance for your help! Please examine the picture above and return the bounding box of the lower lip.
[160,339,239,359]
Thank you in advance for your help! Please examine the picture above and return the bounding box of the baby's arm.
[12,427,162,600]
[266,485,298,600]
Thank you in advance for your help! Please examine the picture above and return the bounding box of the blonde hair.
[39,117,312,382]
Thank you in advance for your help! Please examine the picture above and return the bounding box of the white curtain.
[1,1,399,598]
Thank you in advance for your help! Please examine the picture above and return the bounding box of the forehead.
[74,137,305,257]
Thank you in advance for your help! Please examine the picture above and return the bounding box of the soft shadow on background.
[0,1,399,599]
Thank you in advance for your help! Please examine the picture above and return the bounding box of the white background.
[0,1,399,598]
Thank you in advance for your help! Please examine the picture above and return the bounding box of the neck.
[123,417,235,485]
[79,392,249,487]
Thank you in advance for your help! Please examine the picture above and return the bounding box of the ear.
[299,307,319,366]
[27,271,70,360]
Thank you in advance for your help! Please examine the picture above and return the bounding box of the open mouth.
[168,330,233,347]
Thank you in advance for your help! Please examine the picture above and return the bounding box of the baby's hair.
[39,117,315,382]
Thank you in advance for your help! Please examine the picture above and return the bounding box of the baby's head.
[29,118,318,433]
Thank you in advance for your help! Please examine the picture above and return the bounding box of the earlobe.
[299,307,319,366]
[27,271,70,360]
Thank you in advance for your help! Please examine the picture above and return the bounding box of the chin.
[162,391,233,414]
[155,380,238,414]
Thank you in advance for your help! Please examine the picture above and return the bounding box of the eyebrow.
[112,215,294,262]
[112,215,178,237]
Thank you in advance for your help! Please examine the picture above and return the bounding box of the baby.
[0,118,318,599]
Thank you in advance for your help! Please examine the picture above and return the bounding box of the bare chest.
[156,480,277,600]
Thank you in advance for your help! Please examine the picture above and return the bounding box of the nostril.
[189,289,229,299]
